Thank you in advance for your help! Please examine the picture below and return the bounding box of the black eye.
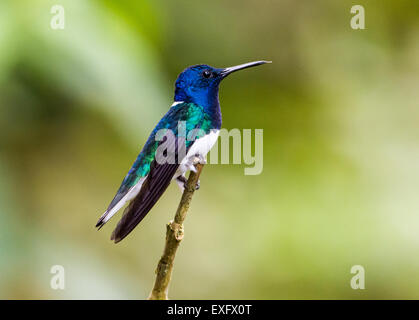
[202,70,212,78]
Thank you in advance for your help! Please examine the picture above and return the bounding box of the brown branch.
[148,163,204,300]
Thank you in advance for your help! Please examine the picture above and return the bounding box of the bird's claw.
[176,176,200,191]
[193,154,206,165]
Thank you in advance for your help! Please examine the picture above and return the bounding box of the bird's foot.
[176,175,200,191]
[193,154,207,165]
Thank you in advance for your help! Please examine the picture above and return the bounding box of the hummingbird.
[96,60,271,243]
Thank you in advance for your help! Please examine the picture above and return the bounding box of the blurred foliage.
[1,0,419,299]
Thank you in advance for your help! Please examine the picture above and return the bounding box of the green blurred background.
[1,0,419,299]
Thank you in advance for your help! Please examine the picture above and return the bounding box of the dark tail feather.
[96,220,106,230]
[96,217,106,229]
[111,162,179,243]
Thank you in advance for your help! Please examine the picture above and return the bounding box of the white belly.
[175,129,220,177]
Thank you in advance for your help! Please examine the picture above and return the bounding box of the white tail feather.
[98,177,145,226]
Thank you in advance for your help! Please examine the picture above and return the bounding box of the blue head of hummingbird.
[96,60,271,243]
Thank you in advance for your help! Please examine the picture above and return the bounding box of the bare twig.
[148,163,204,300]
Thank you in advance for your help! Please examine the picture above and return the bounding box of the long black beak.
[220,60,271,78]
